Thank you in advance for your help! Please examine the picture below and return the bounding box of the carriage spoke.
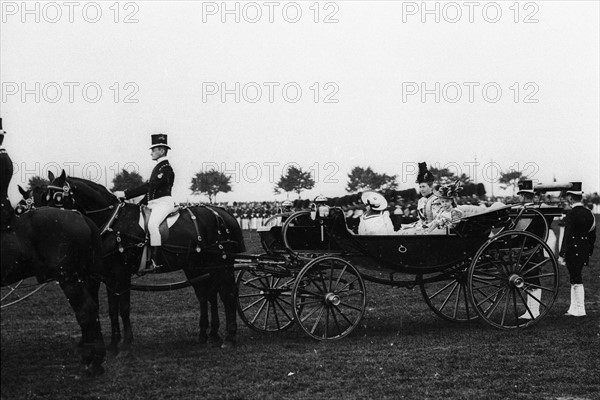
[273,298,293,323]
[300,303,324,323]
[263,299,272,330]
[438,281,459,313]
[330,306,343,335]
[310,306,326,335]
[519,259,549,276]
[250,299,268,324]
[332,304,355,326]
[333,265,348,292]
[324,307,330,339]
[453,283,462,320]
[429,280,457,300]
[242,296,266,312]
[335,277,360,293]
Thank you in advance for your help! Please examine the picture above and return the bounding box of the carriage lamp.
[314,194,330,218]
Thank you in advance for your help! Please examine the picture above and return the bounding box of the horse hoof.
[81,363,105,377]
[198,333,208,344]
[116,349,132,360]
[221,340,236,349]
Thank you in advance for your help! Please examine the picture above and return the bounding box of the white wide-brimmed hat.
[361,191,388,211]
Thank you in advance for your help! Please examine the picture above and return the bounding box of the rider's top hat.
[517,180,535,195]
[361,191,388,211]
[565,182,583,196]
[416,162,435,184]
[149,133,171,150]
[0,118,6,135]
[314,194,328,203]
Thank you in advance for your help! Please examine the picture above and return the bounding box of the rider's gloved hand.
[113,191,126,199]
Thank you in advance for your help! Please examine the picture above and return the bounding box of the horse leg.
[208,287,221,344]
[105,276,122,354]
[118,277,133,355]
[59,280,106,376]
[218,268,238,349]
[198,290,209,344]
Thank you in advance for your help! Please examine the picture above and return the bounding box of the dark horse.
[44,171,245,353]
[1,206,106,376]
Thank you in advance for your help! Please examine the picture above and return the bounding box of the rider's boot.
[140,246,161,273]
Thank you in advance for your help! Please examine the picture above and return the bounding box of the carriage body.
[239,201,563,339]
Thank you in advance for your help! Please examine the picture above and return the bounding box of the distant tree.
[111,169,144,191]
[456,173,471,184]
[429,166,456,185]
[346,166,398,193]
[274,166,315,199]
[27,176,49,190]
[499,170,525,196]
[190,169,232,203]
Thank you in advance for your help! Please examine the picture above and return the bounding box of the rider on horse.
[113,134,175,272]
[0,118,14,230]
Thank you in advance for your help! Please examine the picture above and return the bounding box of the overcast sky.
[1,0,598,203]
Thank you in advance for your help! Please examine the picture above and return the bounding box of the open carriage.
[236,187,567,340]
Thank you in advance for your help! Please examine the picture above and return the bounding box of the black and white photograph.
[1,1,599,399]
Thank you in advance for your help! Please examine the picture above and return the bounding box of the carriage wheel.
[511,208,549,242]
[292,256,366,340]
[281,210,311,253]
[420,264,479,323]
[236,269,296,332]
[467,230,559,329]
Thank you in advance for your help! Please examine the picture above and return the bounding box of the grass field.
[2,220,599,400]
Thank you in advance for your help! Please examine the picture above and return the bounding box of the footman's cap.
[566,182,583,195]
[150,133,171,150]
[517,180,535,195]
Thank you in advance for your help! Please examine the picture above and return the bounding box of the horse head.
[15,185,38,215]
[45,170,118,217]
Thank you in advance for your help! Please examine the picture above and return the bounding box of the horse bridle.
[46,182,75,208]
[15,197,34,215]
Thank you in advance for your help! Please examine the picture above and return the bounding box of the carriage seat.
[456,204,487,218]
[138,205,181,241]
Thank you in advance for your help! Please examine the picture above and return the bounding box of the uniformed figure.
[416,162,440,227]
[114,134,175,272]
[358,191,394,235]
[559,182,596,317]
[517,179,535,204]
[0,118,14,230]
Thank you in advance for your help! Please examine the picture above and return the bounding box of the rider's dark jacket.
[0,146,14,229]
[124,159,174,202]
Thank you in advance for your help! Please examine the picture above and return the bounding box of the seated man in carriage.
[113,134,175,272]
[358,191,395,235]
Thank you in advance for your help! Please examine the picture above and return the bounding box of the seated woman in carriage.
[397,181,463,235]
[358,191,395,235]
[426,182,464,234]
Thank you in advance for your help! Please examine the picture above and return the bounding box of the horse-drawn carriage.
[236,193,565,340]
[7,174,569,353]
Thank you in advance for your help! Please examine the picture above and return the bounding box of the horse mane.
[68,177,117,206]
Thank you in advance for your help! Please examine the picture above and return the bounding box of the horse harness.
[101,202,237,262]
